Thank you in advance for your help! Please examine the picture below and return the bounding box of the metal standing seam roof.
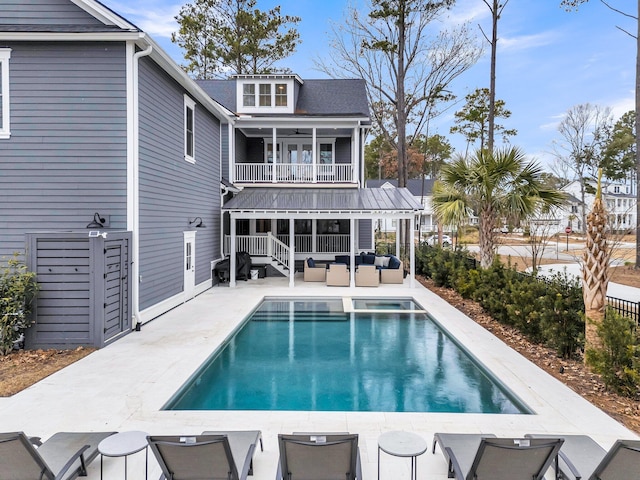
[222,188,423,213]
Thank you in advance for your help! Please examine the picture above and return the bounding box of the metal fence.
[606,296,640,326]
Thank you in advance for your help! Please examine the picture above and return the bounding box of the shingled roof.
[197,78,370,118]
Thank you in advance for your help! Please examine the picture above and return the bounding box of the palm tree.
[432,147,565,268]
[582,169,610,354]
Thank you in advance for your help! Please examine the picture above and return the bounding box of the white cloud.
[607,94,634,119]
[442,0,490,26]
[110,1,181,39]
[498,31,558,53]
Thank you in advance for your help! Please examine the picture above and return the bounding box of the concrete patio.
[0,275,636,479]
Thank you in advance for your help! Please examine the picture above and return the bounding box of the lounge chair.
[202,430,263,476]
[326,263,349,287]
[148,431,262,480]
[432,432,563,480]
[277,433,362,480]
[526,434,640,480]
[0,430,116,480]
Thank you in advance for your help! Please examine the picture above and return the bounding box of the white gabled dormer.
[234,74,302,115]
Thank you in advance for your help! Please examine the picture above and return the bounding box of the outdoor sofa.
[335,252,404,284]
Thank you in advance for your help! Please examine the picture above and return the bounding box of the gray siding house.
[0,0,232,347]
[199,75,422,287]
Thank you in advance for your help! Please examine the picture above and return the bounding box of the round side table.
[378,430,427,480]
[99,430,149,480]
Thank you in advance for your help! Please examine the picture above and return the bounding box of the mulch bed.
[417,275,640,434]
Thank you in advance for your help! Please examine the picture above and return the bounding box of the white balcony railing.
[234,163,353,183]
[225,234,351,256]
[275,234,350,253]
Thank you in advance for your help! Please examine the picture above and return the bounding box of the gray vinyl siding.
[358,219,373,250]
[335,138,351,164]
[221,123,229,180]
[245,136,262,162]
[0,41,128,260]
[137,57,221,310]
[236,131,249,164]
[0,0,104,25]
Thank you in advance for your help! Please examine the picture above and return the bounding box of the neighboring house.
[366,179,472,237]
[367,179,435,233]
[198,75,422,287]
[562,179,637,234]
[0,0,232,348]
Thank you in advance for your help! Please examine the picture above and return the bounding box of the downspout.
[220,183,228,259]
[129,42,152,329]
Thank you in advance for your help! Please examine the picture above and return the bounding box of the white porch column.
[312,219,317,253]
[349,218,355,287]
[312,127,317,183]
[395,220,400,257]
[410,215,416,288]
[353,126,360,185]
[230,214,237,287]
[229,125,235,184]
[289,218,295,287]
[272,127,277,183]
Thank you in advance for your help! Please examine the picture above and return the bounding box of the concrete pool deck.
[0,276,637,479]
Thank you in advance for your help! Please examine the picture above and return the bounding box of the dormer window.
[243,84,255,107]
[259,84,271,106]
[235,75,299,114]
[275,84,287,106]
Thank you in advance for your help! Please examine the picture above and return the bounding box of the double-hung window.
[0,49,11,139]
[184,95,195,163]
[243,84,255,107]
[259,84,271,106]
[275,84,287,106]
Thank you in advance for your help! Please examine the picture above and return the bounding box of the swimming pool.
[164,297,531,413]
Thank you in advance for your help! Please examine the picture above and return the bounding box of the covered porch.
[222,188,423,288]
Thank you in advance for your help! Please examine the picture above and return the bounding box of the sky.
[106,0,637,170]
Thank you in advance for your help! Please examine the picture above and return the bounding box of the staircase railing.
[224,232,290,270]
[267,233,290,269]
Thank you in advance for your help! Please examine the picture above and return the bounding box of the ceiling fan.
[287,128,306,136]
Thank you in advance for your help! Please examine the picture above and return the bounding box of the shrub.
[586,310,640,398]
[0,253,39,355]
[538,272,584,358]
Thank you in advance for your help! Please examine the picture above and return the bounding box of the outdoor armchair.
[303,258,326,282]
[326,263,349,287]
[355,264,379,287]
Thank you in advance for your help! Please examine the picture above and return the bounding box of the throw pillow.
[387,255,401,269]
[307,258,315,268]
[374,256,386,268]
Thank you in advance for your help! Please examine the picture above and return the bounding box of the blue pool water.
[164,297,530,413]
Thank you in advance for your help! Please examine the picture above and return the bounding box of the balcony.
[234,163,354,184]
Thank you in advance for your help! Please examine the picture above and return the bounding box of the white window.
[265,142,280,163]
[184,95,195,163]
[243,84,255,107]
[275,83,287,106]
[614,185,620,193]
[259,84,271,106]
[319,143,334,164]
[0,49,11,139]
